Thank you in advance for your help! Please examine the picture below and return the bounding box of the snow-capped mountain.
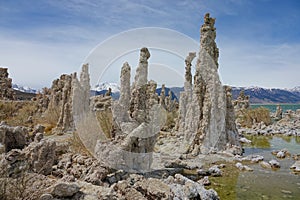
[231,86,300,103]
[289,86,300,93]
[91,82,300,104]
[12,84,37,94]
[93,82,120,93]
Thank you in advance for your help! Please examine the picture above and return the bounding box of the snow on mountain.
[93,82,120,93]
[231,86,300,103]
[289,86,300,93]
[12,84,37,94]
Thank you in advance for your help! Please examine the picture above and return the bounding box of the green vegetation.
[244,135,271,148]
[207,162,240,200]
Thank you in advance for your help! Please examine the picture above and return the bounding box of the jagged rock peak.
[178,13,242,155]
[185,52,196,88]
[72,63,91,122]
[97,48,166,172]
[112,62,131,125]
[133,47,151,88]
[233,90,250,111]
[43,73,74,134]
[80,63,91,92]
[0,67,15,100]
[119,62,131,107]
[199,13,219,68]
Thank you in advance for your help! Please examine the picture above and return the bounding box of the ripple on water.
[211,136,300,200]
[237,136,300,200]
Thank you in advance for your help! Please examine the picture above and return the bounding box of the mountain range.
[168,86,300,104]
[12,84,37,94]
[92,83,300,104]
[12,82,300,104]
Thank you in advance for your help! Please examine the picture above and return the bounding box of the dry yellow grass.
[0,100,37,126]
[39,106,60,128]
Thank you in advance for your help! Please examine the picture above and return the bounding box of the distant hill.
[93,82,120,93]
[12,84,37,94]
[11,82,300,104]
[92,83,300,104]
[231,86,300,104]
[91,86,178,101]
[168,86,300,104]
[14,89,36,100]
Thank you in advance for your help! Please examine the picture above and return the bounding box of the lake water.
[210,136,300,200]
[239,136,300,199]
[251,104,300,113]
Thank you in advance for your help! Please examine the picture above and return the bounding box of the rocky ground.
[0,122,223,200]
[1,115,298,200]
[1,13,299,200]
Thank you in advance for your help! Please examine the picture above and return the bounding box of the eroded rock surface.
[0,124,27,152]
[96,48,165,173]
[178,13,242,155]
[0,67,15,100]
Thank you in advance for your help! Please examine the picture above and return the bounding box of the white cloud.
[0,34,93,89]
[1,0,299,89]
[219,40,300,88]
[84,27,199,87]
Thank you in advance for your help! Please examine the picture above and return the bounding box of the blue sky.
[0,0,300,89]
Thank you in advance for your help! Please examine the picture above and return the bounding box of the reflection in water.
[296,136,300,144]
[239,136,300,200]
[244,135,271,148]
[210,136,300,200]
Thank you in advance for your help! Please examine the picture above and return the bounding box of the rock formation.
[95,47,166,172]
[112,62,131,125]
[177,52,196,135]
[35,87,51,113]
[157,85,177,113]
[129,47,154,123]
[233,90,250,111]
[0,67,15,100]
[0,123,27,152]
[159,84,167,109]
[72,63,91,124]
[38,64,91,134]
[45,73,75,134]
[90,95,112,111]
[178,13,242,155]
[274,104,283,120]
[25,138,56,175]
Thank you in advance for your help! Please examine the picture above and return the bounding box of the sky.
[0,0,300,89]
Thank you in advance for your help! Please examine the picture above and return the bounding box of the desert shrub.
[44,124,56,135]
[0,163,8,200]
[0,101,38,126]
[0,101,19,121]
[0,162,44,200]
[10,103,37,126]
[39,105,60,127]
[239,107,271,128]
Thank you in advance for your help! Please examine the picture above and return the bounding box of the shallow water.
[251,104,300,113]
[210,136,300,200]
